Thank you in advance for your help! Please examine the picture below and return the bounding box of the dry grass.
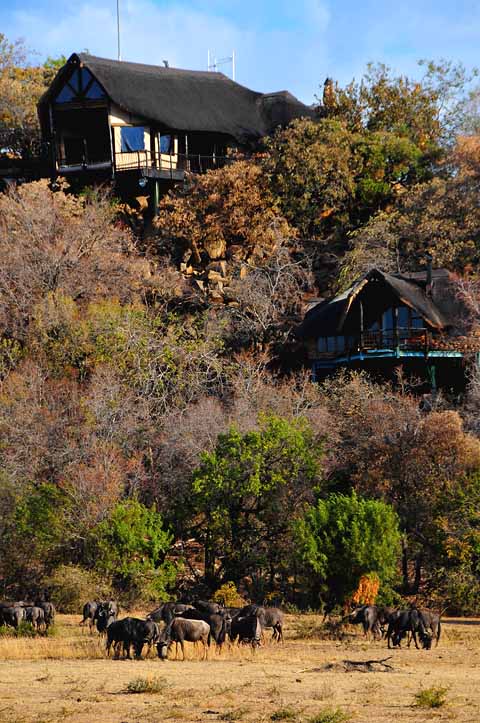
[0,614,479,722]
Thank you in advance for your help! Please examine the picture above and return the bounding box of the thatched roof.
[38,53,316,143]
[298,268,462,338]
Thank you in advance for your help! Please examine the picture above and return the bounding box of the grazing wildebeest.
[157,618,210,661]
[237,604,283,643]
[348,605,383,640]
[80,601,98,630]
[147,602,194,625]
[25,606,46,631]
[418,608,442,647]
[37,601,55,629]
[106,617,159,659]
[2,605,25,629]
[257,607,284,643]
[229,614,262,649]
[175,609,229,651]
[387,609,432,650]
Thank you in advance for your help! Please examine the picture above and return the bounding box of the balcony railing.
[56,151,232,176]
[113,151,231,176]
[315,328,430,359]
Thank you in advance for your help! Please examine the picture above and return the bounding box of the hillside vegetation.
[1,36,480,612]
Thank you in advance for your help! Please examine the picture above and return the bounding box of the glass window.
[120,126,145,152]
[368,319,380,332]
[382,307,393,331]
[69,69,81,92]
[159,134,173,154]
[85,80,105,99]
[397,306,409,329]
[318,337,327,353]
[336,335,345,352]
[81,68,94,91]
[55,84,76,103]
[411,311,424,329]
[327,336,336,352]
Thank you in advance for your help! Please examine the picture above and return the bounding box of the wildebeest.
[194,600,224,616]
[106,617,159,659]
[417,608,442,647]
[175,609,229,650]
[237,604,283,643]
[348,605,382,640]
[95,606,116,635]
[157,618,210,661]
[80,601,98,630]
[147,602,194,626]
[1,605,25,629]
[25,606,46,631]
[229,614,262,649]
[387,609,432,650]
[37,601,55,629]
[257,607,284,643]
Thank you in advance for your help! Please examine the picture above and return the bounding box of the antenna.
[207,50,236,80]
[116,0,121,60]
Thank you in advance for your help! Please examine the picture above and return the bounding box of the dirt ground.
[0,614,479,723]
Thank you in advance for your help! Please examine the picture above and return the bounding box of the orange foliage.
[351,573,380,605]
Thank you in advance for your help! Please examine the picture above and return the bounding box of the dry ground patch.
[0,614,479,723]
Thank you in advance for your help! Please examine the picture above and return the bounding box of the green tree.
[191,415,323,590]
[295,492,401,608]
[322,60,477,149]
[262,118,428,241]
[88,499,176,597]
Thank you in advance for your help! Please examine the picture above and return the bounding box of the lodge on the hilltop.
[37,53,315,208]
[298,267,480,392]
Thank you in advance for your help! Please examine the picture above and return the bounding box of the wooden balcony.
[113,151,231,179]
[56,151,232,178]
[312,328,465,361]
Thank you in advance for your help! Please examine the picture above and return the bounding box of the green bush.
[43,564,113,613]
[414,686,448,709]
[87,499,176,597]
[295,491,401,606]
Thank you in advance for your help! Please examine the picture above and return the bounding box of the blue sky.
[2,0,480,102]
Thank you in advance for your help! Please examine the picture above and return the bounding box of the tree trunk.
[401,536,410,593]
[413,555,422,594]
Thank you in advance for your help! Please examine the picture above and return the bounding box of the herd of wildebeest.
[79,599,441,661]
[0,597,442,661]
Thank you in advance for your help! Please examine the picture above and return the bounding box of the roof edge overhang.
[337,268,446,332]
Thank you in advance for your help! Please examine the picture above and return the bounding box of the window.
[56,84,76,103]
[159,134,173,154]
[120,126,145,152]
[382,307,394,331]
[54,67,106,104]
[85,80,105,99]
[411,310,424,329]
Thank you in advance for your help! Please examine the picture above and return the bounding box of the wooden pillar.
[152,179,160,217]
[359,300,364,348]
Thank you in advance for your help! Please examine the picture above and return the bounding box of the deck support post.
[152,179,160,216]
